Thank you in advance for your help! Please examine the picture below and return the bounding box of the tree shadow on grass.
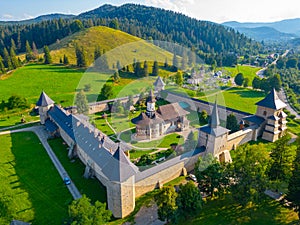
[10,132,72,225]
[229,89,266,99]
[186,195,296,225]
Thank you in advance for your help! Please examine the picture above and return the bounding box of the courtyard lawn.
[48,138,107,203]
[177,195,298,225]
[132,133,185,149]
[129,149,154,160]
[0,132,72,225]
[199,87,266,114]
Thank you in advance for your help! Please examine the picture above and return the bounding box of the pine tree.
[10,47,19,69]
[10,38,17,52]
[0,56,6,74]
[268,134,293,182]
[172,52,178,69]
[63,54,69,65]
[32,42,38,60]
[75,45,87,67]
[113,71,120,83]
[3,48,13,71]
[152,60,159,76]
[43,45,52,64]
[25,40,34,61]
[143,61,149,77]
[134,61,142,76]
[75,90,89,114]
[116,60,122,71]
[287,138,300,219]
[181,50,187,70]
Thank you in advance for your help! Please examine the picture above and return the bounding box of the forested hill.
[0,3,260,66]
[77,4,259,55]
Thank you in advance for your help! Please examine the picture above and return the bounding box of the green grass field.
[48,138,107,203]
[218,65,261,84]
[49,26,173,66]
[199,87,266,114]
[0,132,72,225]
[177,195,298,225]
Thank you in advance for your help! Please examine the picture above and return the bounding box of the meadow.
[0,132,72,224]
[218,65,261,84]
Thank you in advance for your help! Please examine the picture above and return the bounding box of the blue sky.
[1,0,300,23]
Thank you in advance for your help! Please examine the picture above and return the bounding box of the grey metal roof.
[146,89,156,103]
[256,89,286,110]
[36,91,54,107]
[45,119,58,132]
[102,145,139,182]
[48,105,137,182]
[209,101,220,128]
[199,125,230,137]
[154,76,165,87]
[131,112,164,126]
[243,115,265,125]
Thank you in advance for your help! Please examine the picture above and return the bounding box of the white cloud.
[145,0,195,14]
[22,13,34,20]
[2,14,14,19]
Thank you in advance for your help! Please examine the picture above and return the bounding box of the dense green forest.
[0,3,262,69]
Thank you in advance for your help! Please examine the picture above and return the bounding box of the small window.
[263,111,267,116]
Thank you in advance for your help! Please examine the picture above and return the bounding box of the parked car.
[188,174,197,182]
[63,177,71,185]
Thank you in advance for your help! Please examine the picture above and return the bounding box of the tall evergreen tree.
[134,61,142,76]
[10,38,16,51]
[25,40,34,61]
[143,61,149,77]
[152,60,159,76]
[3,48,13,71]
[75,90,89,114]
[181,50,187,70]
[226,113,239,133]
[287,138,300,219]
[113,71,120,83]
[268,134,293,182]
[32,42,38,60]
[0,56,6,74]
[43,45,52,64]
[10,47,19,69]
[75,45,87,67]
[63,54,69,65]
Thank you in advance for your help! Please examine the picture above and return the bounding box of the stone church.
[131,89,190,140]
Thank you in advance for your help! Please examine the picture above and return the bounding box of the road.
[0,126,81,200]
[278,88,300,119]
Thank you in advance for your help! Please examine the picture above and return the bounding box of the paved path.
[0,120,40,132]
[0,126,81,200]
[278,88,300,119]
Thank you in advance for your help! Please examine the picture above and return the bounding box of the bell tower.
[36,91,55,124]
[146,89,156,118]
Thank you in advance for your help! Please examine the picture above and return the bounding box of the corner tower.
[146,89,156,118]
[36,91,54,124]
[255,89,287,142]
[198,101,230,160]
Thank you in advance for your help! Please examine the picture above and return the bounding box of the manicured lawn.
[48,138,107,203]
[0,132,72,225]
[219,65,261,84]
[132,133,184,148]
[177,195,298,225]
[129,149,154,159]
[200,87,266,114]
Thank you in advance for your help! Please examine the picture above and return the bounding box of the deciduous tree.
[43,45,52,64]
[75,90,89,114]
[234,73,244,86]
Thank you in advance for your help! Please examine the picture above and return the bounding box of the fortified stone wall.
[88,95,140,114]
[135,151,203,198]
[226,125,258,150]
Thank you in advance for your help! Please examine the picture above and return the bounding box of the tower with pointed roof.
[103,145,138,218]
[36,91,54,124]
[198,101,230,160]
[255,89,287,142]
[154,76,165,92]
[146,89,156,118]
